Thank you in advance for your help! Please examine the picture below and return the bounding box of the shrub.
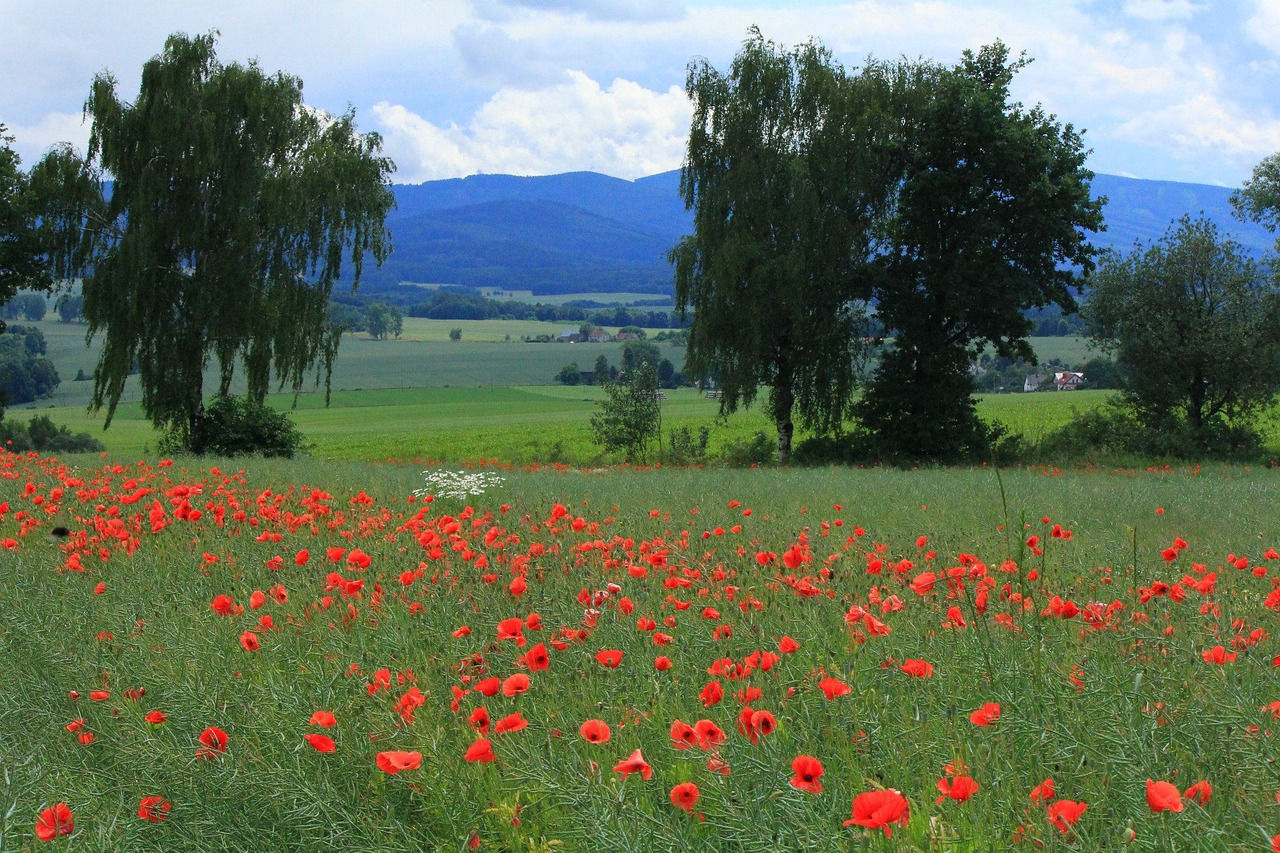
[163,395,305,458]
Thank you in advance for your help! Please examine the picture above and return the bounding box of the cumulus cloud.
[6,112,90,165]
[1246,0,1280,55]
[373,71,691,182]
[476,0,686,22]
[1122,0,1204,21]
[1110,92,1280,180]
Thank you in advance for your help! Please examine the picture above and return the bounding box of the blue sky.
[3,0,1278,187]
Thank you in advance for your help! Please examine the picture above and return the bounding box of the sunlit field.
[4,454,1280,850]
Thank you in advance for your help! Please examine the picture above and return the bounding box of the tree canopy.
[671,30,878,462]
[855,42,1103,459]
[672,32,1103,462]
[0,125,52,322]
[31,32,395,450]
[1084,216,1280,440]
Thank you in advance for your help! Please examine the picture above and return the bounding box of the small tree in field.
[590,361,661,463]
[1084,216,1280,446]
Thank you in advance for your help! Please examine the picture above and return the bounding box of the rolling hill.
[360,169,1275,297]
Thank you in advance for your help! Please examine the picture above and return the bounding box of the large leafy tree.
[31,32,394,450]
[671,30,880,462]
[0,125,52,321]
[854,43,1103,460]
[1233,152,1280,238]
[1084,216,1280,437]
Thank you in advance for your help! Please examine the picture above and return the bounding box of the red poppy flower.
[790,755,824,794]
[699,681,724,707]
[843,789,910,838]
[1183,779,1212,805]
[579,719,611,743]
[376,750,422,774]
[670,782,700,813]
[310,710,336,728]
[1146,778,1184,813]
[501,673,530,697]
[495,712,527,734]
[694,719,726,748]
[818,676,851,700]
[35,802,74,841]
[936,775,979,803]
[303,733,336,753]
[469,706,491,734]
[1202,645,1236,664]
[144,710,167,725]
[613,748,653,781]
[670,719,698,750]
[474,677,501,697]
[654,656,672,671]
[525,642,550,672]
[595,649,623,668]
[197,726,228,759]
[900,659,934,678]
[137,795,171,823]
[778,635,800,654]
[1047,799,1087,833]
[1029,778,1055,803]
[239,630,260,652]
[465,737,496,763]
[968,702,1001,726]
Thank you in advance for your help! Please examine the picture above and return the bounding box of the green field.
[0,322,1175,464]
[4,454,1280,849]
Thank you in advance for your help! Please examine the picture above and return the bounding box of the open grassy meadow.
[4,452,1280,850]
[13,319,1120,464]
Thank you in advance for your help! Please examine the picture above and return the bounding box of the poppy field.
[4,453,1280,850]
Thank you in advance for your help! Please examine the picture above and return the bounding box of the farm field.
[3,454,1280,850]
[12,320,1120,464]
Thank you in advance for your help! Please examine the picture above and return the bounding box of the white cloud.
[1122,0,1204,21]
[1246,0,1280,54]
[479,0,687,22]
[6,112,89,165]
[1110,92,1280,178]
[374,71,691,182]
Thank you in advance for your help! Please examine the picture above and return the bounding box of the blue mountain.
[362,170,1275,296]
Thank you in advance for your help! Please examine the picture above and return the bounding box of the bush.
[163,395,306,458]
[720,431,774,467]
[665,425,710,465]
[1036,403,1266,462]
[0,414,105,454]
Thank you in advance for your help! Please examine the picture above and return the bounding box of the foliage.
[0,413,104,453]
[1039,401,1266,461]
[56,292,84,323]
[854,42,1103,461]
[449,327,462,342]
[671,30,876,462]
[554,362,581,386]
[3,292,47,321]
[664,424,710,465]
[590,361,661,462]
[1083,216,1280,448]
[364,302,403,340]
[29,32,394,451]
[0,325,59,403]
[161,394,305,458]
[673,33,1101,464]
[1232,150,1280,242]
[0,125,52,323]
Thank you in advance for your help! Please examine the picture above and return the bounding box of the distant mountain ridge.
[360,170,1275,297]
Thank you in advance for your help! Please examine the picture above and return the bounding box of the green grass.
[3,455,1280,849]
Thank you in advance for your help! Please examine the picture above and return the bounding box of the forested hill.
[358,169,1275,297]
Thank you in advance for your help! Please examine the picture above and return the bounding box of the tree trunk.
[774,384,794,463]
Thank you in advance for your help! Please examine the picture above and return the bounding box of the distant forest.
[330,286,1085,335]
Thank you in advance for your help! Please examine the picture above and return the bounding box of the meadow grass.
[3,455,1279,850]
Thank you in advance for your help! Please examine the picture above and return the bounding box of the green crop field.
[4,453,1280,849]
